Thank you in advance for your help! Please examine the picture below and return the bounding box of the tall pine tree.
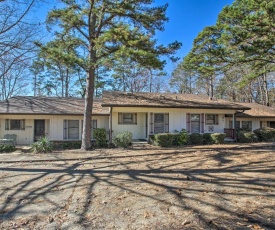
[46,0,181,150]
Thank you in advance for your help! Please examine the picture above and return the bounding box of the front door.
[34,120,45,141]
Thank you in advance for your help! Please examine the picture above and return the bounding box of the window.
[242,121,252,131]
[118,113,137,125]
[64,120,79,140]
[229,121,240,129]
[191,114,200,133]
[206,114,219,125]
[153,113,169,134]
[5,119,25,130]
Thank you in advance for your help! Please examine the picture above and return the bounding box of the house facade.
[225,102,275,132]
[0,97,109,145]
[1,92,275,145]
[101,91,250,140]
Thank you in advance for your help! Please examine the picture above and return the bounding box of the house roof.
[0,96,110,115]
[236,103,275,118]
[102,91,251,110]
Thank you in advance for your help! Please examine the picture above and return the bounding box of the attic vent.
[160,95,165,100]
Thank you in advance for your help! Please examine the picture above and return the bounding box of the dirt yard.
[0,143,275,229]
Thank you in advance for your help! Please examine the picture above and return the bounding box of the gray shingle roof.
[0,96,109,115]
[102,91,251,110]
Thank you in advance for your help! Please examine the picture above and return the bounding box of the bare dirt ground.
[0,143,275,229]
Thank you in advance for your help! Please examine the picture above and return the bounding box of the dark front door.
[34,120,45,141]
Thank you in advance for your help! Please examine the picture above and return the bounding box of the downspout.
[109,107,113,145]
[234,110,245,140]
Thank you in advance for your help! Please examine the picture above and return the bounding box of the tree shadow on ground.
[0,147,274,229]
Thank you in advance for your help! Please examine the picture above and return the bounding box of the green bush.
[253,127,275,142]
[174,129,189,145]
[203,133,213,144]
[0,144,15,153]
[154,133,175,147]
[210,133,226,144]
[237,131,257,143]
[189,133,203,145]
[32,136,53,153]
[113,131,132,148]
[94,128,107,147]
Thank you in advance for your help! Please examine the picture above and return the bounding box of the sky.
[33,0,235,73]
[155,0,235,72]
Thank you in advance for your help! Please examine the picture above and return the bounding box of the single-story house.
[226,102,275,131]
[2,92,275,145]
[101,91,251,140]
[0,96,109,145]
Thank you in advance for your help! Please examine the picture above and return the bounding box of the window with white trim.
[5,119,25,130]
[118,113,137,125]
[191,114,200,133]
[205,114,219,125]
[64,120,79,140]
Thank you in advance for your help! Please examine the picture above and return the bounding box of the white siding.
[0,114,109,145]
[111,107,235,139]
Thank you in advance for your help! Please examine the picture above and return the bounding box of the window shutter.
[201,114,204,133]
[164,113,169,133]
[5,119,9,130]
[133,113,137,125]
[215,114,219,125]
[149,113,153,134]
[21,119,25,130]
[63,120,68,140]
[118,113,122,124]
[186,113,190,133]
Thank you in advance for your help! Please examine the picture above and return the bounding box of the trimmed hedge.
[203,133,213,145]
[211,133,226,144]
[150,132,228,147]
[189,133,203,145]
[173,129,189,146]
[113,131,132,148]
[154,133,175,147]
[253,127,275,142]
[237,131,257,143]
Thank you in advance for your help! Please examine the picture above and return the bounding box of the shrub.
[210,133,226,144]
[174,129,189,145]
[237,131,257,143]
[154,133,175,147]
[94,128,107,147]
[0,144,15,153]
[253,127,275,142]
[189,133,203,145]
[203,133,213,145]
[32,136,53,153]
[113,131,132,148]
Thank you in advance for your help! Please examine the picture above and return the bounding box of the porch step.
[15,146,32,153]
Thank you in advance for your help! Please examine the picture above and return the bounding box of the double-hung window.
[5,119,25,130]
[118,113,137,125]
[64,120,79,140]
[205,114,219,125]
[191,114,200,133]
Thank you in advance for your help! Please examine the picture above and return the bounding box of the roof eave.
[101,104,250,110]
